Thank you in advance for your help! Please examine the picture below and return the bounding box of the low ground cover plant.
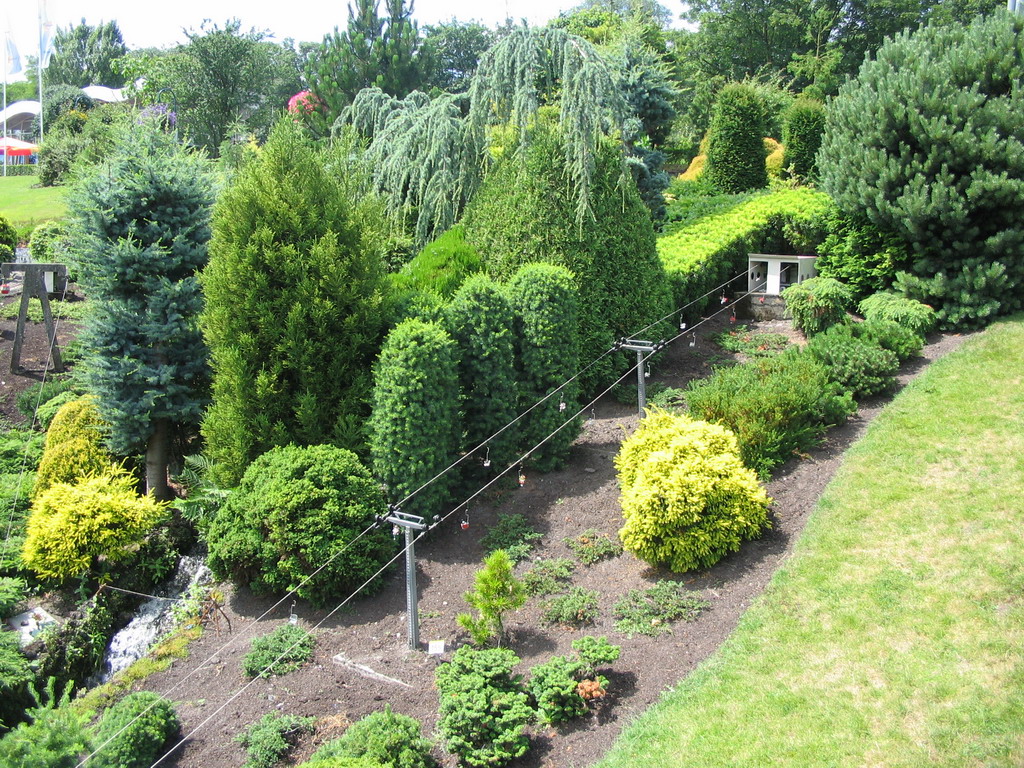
[564,528,623,565]
[236,712,314,768]
[541,587,600,628]
[613,581,710,638]
[521,558,576,597]
[858,291,936,336]
[480,514,543,563]
[241,624,315,678]
[714,325,790,357]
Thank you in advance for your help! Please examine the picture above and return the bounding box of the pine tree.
[201,119,390,487]
[819,12,1024,327]
[69,120,214,498]
[457,550,527,647]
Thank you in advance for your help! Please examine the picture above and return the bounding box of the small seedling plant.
[241,624,315,678]
[480,513,543,563]
[521,558,576,596]
[541,587,600,628]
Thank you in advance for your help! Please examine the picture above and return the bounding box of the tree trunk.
[146,418,173,500]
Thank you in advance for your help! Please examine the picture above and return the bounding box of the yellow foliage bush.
[34,397,114,497]
[764,138,785,178]
[615,409,770,572]
[23,469,168,582]
[680,154,706,181]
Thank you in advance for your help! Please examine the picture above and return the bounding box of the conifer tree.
[704,81,768,193]
[201,119,390,487]
[505,264,581,473]
[369,319,462,520]
[307,0,426,125]
[782,97,825,180]
[443,275,519,482]
[69,120,214,499]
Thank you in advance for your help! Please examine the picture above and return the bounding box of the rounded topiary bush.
[781,98,825,180]
[782,277,854,337]
[819,12,1024,328]
[206,444,395,606]
[309,707,436,768]
[858,291,937,337]
[615,410,771,572]
[0,215,17,260]
[91,692,180,768]
[28,220,72,264]
[703,82,767,194]
[853,318,924,362]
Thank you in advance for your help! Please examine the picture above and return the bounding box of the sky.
[5,0,684,67]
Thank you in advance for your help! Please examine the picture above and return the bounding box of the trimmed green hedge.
[656,188,831,308]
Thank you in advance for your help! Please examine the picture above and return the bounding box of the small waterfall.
[98,555,212,683]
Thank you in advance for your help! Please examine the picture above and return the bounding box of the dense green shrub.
[616,410,770,572]
[242,624,315,678]
[35,391,78,431]
[458,550,527,647]
[369,319,461,520]
[91,692,179,768]
[0,630,33,731]
[782,277,854,336]
[33,397,113,498]
[813,209,911,298]
[236,712,314,768]
[0,577,26,617]
[0,429,44,475]
[505,263,581,472]
[858,292,937,337]
[202,119,390,486]
[34,598,114,694]
[308,707,436,768]
[392,225,482,299]
[781,98,825,180]
[819,13,1024,328]
[852,319,924,362]
[0,681,91,767]
[686,351,855,477]
[0,216,19,259]
[206,445,394,606]
[28,221,72,265]
[527,637,620,725]
[463,122,670,395]
[24,470,168,582]
[443,275,519,482]
[16,377,78,424]
[657,188,831,307]
[703,82,767,194]
[479,514,542,563]
[435,647,532,768]
[806,325,900,398]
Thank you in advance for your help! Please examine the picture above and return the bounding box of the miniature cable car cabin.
[747,253,818,296]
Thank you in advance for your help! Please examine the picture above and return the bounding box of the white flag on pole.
[39,1,54,68]
[4,35,21,77]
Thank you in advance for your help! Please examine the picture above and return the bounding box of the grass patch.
[0,297,88,323]
[564,528,623,565]
[598,316,1024,767]
[0,176,66,234]
[612,581,709,637]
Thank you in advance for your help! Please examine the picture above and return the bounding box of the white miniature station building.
[748,253,819,296]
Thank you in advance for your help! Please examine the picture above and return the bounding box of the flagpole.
[3,30,8,177]
[37,1,44,143]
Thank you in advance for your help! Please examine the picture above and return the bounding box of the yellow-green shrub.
[34,397,114,497]
[23,469,168,582]
[615,410,770,573]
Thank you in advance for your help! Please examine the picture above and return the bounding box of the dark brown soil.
[0,288,969,768]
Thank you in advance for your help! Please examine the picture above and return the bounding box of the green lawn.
[599,316,1024,768]
[0,176,67,235]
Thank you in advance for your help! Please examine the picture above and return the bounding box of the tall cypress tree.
[69,120,215,499]
[201,119,390,487]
